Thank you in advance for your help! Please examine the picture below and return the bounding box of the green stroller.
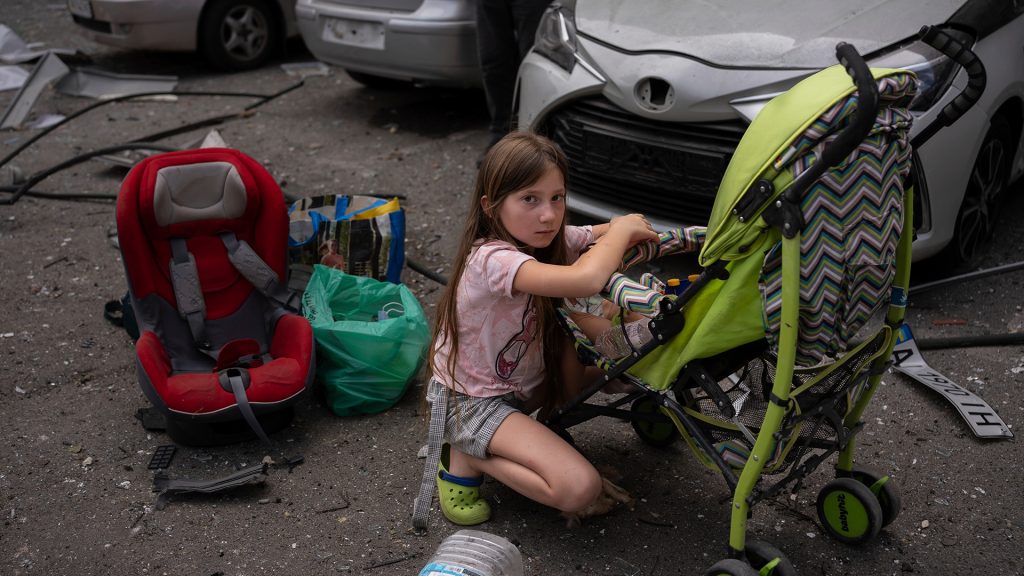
[548,29,985,576]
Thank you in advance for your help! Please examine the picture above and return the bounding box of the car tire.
[345,70,412,89]
[200,0,280,71]
[945,114,1015,266]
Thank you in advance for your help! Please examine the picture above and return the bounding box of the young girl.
[411,132,658,530]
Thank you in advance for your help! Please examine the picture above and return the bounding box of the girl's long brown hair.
[428,132,571,413]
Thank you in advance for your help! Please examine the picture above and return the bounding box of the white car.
[293,0,479,88]
[516,0,1024,264]
[67,0,299,70]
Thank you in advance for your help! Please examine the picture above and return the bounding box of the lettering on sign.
[891,325,1012,439]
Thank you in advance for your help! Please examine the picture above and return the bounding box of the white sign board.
[892,324,1012,439]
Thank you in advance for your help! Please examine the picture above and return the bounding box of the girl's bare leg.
[449,412,601,513]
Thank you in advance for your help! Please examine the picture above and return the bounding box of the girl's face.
[494,164,565,250]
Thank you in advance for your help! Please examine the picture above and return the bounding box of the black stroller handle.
[776,43,880,236]
[827,43,881,169]
[911,25,987,148]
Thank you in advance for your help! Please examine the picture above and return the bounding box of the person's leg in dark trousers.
[476,0,550,148]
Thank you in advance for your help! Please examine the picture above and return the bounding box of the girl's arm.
[513,214,657,298]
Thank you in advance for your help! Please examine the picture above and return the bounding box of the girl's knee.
[557,466,602,512]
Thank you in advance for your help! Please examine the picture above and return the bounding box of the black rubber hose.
[0,185,117,201]
[916,332,1024,350]
[0,81,304,171]
[406,257,448,286]
[0,143,179,205]
[909,260,1024,295]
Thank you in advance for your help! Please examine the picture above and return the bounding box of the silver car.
[294,0,479,88]
[516,0,1024,264]
[67,0,299,70]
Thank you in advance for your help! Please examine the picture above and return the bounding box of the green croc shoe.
[437,444,491,525]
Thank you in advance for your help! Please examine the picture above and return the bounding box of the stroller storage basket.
[685,327,891,475]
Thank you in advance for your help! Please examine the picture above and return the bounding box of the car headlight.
[533,1,578,73]
[868,28,975,112]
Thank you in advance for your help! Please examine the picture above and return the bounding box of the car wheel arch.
[941,106,1018,266]
[991,97,1024,178]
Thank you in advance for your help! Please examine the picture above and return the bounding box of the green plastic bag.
[301,265,429,416]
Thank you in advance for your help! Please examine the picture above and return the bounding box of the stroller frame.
[547,28,985,574]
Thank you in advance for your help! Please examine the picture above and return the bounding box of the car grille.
[539,97,746,225]
[72,15,112,34]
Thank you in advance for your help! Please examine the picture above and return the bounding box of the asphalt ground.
[2,4,1024,575]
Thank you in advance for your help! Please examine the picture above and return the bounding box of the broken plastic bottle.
[418,530,523,576]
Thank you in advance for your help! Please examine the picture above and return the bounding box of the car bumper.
[517,40,806,228]
[295,0,480,87]
[68,0,202,51]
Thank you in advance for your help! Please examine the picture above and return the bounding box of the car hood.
[575,0,963,68]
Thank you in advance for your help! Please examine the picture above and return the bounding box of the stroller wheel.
[630,396,679,447]
[816,477,883,545]
[744,540,796,576]
[704,558,758,576]
[845,465,902,528]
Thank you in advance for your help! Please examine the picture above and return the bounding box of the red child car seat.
[116,148,314,446]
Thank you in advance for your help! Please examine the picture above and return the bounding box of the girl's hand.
[609,213,659,245]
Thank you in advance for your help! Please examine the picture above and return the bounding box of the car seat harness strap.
[169,238,211,351]
[220,232,302,312]
[218,367,272,446]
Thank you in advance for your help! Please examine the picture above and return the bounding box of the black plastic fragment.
[147,445,177,470]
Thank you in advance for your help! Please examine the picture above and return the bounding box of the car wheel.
[200,0,280,71]
[345,70,412,89]
[947,115,1014,265]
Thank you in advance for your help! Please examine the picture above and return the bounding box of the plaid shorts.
[427,378,521,459]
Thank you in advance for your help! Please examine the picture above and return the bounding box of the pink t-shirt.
[432,225,594,400]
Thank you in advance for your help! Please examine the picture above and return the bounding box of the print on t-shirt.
[496,295,536,382]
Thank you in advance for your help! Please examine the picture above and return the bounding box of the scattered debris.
[146,445,177,470]
[363,553,419,571]
[0,25,75,64]
[0,65,29,92]
[0,52,69,130]
[134,407,167,431]
[152,463,269,509]
[24,114,64,129]
[55,68,177,100]
[97,129,227,169]
[280,61,330,78]
[638,515,675,528]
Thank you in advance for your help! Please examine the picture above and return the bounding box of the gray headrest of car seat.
[153,161,247,226]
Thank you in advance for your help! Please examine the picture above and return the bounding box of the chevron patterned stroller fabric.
[551,62,918,565]
[758,78,914,365]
